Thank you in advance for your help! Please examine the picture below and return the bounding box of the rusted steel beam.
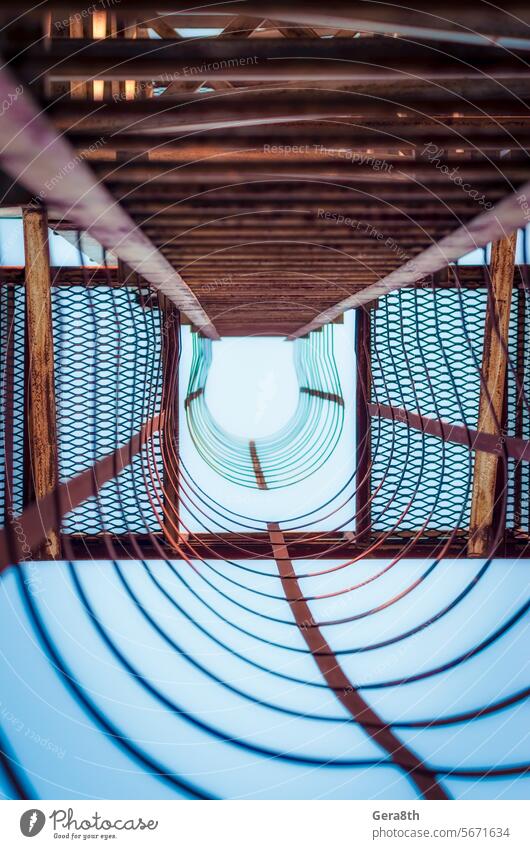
[0,414,164,574]
[369,402,530,462]
[171,259,442,271]
[184,387,204,409]
[146,235,447,247]
[160,13,263,96]
[156,242,444,251]
[149,16,178,40]
[135,210,458,223]
[22,207,61,560]
[45,0,530,51]
[249,440,267,489]
[94,159,529,183]
[52,94,530,134]
[17,36,530,81]
[355,307,372,542]
[166,257,441,265]
[468,233,517,556]
[288,181,530,338]
[62,529,530,560]
[267,521,448,800]
[74,130,530,158]
[141,226,450,238]
[157,254,440,265]
[0,270,415,291]
[0,266,119,285]
[123,204,481,218]
[65,118,530,147]
[156,253,434,263]
[436,265,529,288]
[112,186,511,205]
[490,379,509,555]
[150,238,450,250]
[145,240,428,252]
[170,266,442,276]
[161,303,180,546]
[300,387,344,405]
[192,290,353,299]
[10,0,530,34]
[180,269,402,277]
[189,2,530,50]
[0,63,219,339]
[115,175,510,193]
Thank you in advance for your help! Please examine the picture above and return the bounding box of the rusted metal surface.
[0,64,218,338]
[161,304,180,546]
[468,234,517,556]
[0,13,529,335]
[23,208,61,559]
[249,440,267,489]
[8,0,530,38]
[95,160,530,184]
[61,529,530,560]
[189,2,530,49]
[355,308,371,542]
[369,402,530,462]
[17,36,530,82]
[49,93,530,134]
[300,387,344,405]
[289,186,530,339]
[268,521,449,800]
[0,414,163,573]
[184,388,204,409]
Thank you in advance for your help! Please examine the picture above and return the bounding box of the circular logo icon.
[20,809,45,837]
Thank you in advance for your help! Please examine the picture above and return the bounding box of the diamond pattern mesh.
[0,278,526,542]
[506,286,530,531]
[0,282,164,534]
[0,283,25,519]
[370,285,527,533]
[371,287,486,531]
[52,285,164,534]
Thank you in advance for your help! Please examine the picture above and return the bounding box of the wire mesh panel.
[370,284,529,535]
[52,285,164,534]
[506,284,530,532]
[0,278,529,802]
[0,283,25,520]
[370,287,488,532]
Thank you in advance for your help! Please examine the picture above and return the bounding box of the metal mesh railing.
[370,287,487,532]
[0,283,25,520]
[3,277,527,540]
[0,280,166,536]
[1,276,529,804]
[506,284,530,531]
[53,284,164,534]
[370,283,528,535]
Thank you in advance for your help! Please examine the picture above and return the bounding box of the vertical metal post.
[355,306,372,543]
[513,285,526,531]
[468,233,517,556]
[161,300,180,547]
[23,207,61,559]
